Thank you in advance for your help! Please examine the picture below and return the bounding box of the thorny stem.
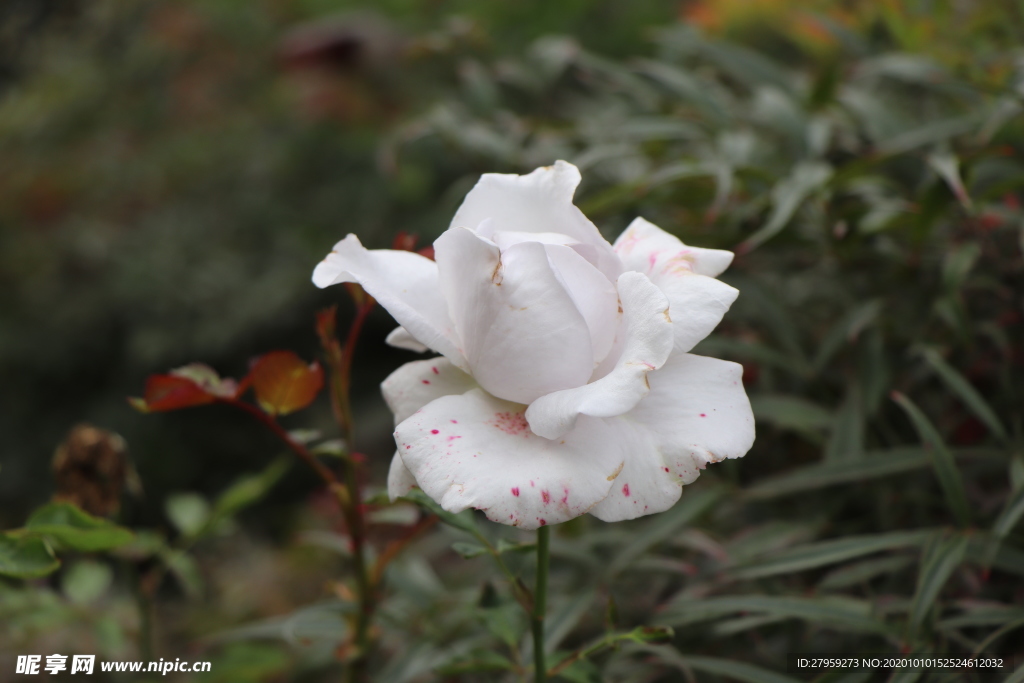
[533,525,550,683]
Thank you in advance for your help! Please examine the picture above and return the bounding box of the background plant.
[1,0,1023,681]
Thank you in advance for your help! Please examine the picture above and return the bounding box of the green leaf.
[400,488,479,536]
[657,595,890,635]
[819,555,915,590]
[927,151,973,210]
[451,542,488,559]
[213,458,290,520]
[1005,665,1024,683]
[0,532,60,578]
[62,560,113,605]
[813,300,883,374]
[637,643,803,683]
[892,393,971,527]
[161,548,203,599]
[730,530,933,580]
[435,650,513,675]
[200,643,290,683]
[749,394,833,436]
[25,502,134,552]
[166,493,212,537]
[480,603,526,649]
[982,486,1024,572]
[908,532,969,632]
[824,386,865,462]
[919,347,1008,442]
[607,486,722,576]
[741,161,833,251]
[744,447,930,499]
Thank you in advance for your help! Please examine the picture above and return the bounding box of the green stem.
[533,525,550,683]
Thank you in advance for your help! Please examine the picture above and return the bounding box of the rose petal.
[387,452,419,500]
[589,352,754,522]
[451,161,623,280]
[381,357,478,425]
[312,234,466,369]
[542,244,619,365]
[434,227,594,404]
[636,352,755,485]
[614,217,734,277]
[525,271,673,439]
[614,218,739,352]
[586,421,681,522]
[394,389,626,529]
[385,326,429,353]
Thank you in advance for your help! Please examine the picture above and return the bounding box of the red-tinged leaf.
[130,375,217,413]
[170,363,239,399]
[129,364,238,413]
[248,351,324,416]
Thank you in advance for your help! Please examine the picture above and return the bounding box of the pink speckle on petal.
[530,480,535,487]
[538,519,547,526]
[422,380,430,384]
[490,411,530,436]
[447,435,462,441]
[432,366,439,374]
[561,487,569,504]
[511,487,520,497]
[450,420,458,424]
[663,467,669,472]
[622,483,630,496]
[405,445,411,449]
[431,429,439,434]
[541,490,551,504]
[700,413,706,417]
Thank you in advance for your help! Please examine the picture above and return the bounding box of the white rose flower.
[313,161,754,529]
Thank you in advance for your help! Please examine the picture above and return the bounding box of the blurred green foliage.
[2,0,1024,681]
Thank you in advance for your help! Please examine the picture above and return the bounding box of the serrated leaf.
[0,533,60,578]
[919,347,1007,442]
[892,393,971,527]
[730,530,933,580]
[25,502,134,551]
[909,532,969,632]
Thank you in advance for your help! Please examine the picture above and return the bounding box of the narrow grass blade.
[892,392,971,527]
[744,448,929,499]
[909,532,969,632]
[730,530,933,580]
[656,595,891,636]
[633,644,802,683]
[919,347,1007,442]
